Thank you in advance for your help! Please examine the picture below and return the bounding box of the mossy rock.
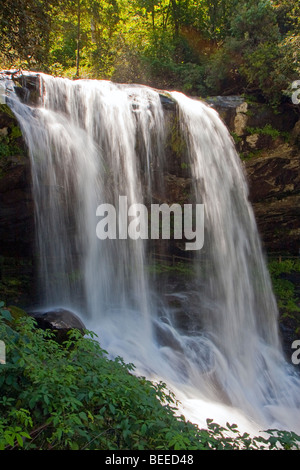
[0,104,17,121]
[7,305,29,322]
[29,308,86,343]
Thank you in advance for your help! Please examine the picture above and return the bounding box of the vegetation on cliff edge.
[0,0,299,108]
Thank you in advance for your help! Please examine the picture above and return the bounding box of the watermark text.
[0,340,5,364]
[96,196,204,251]
[291,80,300,105]
[0,82,6,104]
[291,340,300,365]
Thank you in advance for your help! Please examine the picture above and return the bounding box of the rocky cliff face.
[245,144,300,254]
[0,101,35,306]
[0,104,34,257]
[207,96,300,256]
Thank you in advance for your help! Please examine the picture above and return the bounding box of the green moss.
[0,142,10,157]
[10,125,23,140]
[0,104,25,160]
[231,132,242,144]
[180,162,189,170]
[240,149,264,160]
[170,116,187,157]
[0,125,25,163]
[0,104,16,119]
[245,124,288,141]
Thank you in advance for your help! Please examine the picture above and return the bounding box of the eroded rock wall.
[208,96,300,255]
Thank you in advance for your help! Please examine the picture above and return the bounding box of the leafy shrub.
[0,305,299,450]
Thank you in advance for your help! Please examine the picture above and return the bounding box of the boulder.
[29,308,86,341]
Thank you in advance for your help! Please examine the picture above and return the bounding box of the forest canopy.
[0,0,299,106]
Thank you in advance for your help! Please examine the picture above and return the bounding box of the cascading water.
[6,73,300,434]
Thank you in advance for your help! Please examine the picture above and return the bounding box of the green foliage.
[0,304,300,450]
[231,132,242,144]
[269,259,300,278]
[204,38,242,95]
[228,0,299,106]
[0,0,54,69]
[245,124,289,141]
[0,301,12,322]
[230,0,280,44]
[268,259,300,332]
[0,108,25,162]
[0,0,299,107]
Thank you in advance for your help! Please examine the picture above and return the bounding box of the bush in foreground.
[0,305,299,450]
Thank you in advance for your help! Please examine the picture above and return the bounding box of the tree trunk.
[171,0,180,39]
[76,0,81,78]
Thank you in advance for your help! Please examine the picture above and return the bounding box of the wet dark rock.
[0,71,41,106]
[0,102,34,258]
[291,119,300,148]
[245,144,300,254]
[154,319,184,352]
[29,308,86,342]
[159,92,177,110]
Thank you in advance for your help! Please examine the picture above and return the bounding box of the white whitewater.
[7,73,300,435]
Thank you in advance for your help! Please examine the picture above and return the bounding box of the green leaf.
[4,433,15,447]
[109,403,116,414]
[0,309,13,322]
[79,411,87,421]
[141,423,147,435]
[16,434,24,447]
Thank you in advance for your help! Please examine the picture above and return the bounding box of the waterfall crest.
[7,73,300,433]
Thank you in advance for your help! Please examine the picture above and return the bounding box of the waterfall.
[6,73,300,434]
